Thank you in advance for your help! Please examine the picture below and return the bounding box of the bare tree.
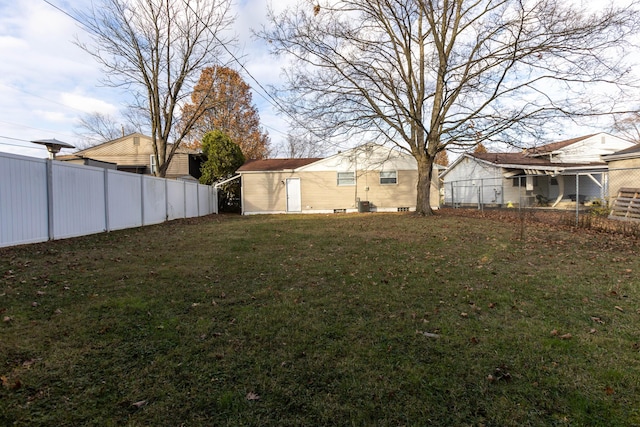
[261,0,640,215]
[280,128,327,158]
[74,111,140,147]
[76,0,234,177]
[612,111,640,144]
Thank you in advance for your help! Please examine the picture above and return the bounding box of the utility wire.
[182,0,298,127]
[44,0,296,141]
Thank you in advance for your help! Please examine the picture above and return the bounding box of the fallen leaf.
[615,306,624,312]
[246,392,260,401]
[589,328,597,334]
[488,302,496,309]
[550,329,558,336]
[605,386,615,395]
[559,333,572,340]
[3,316,12,323]
[460,312,469,318]
[131,400,147,408]
[31,302,38,307]
[421,331,440,339]
[591,316,605,324]
[469,336,479,344]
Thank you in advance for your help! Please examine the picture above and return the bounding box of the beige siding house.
[441,133,635,208]
[237,144,439,215]
[58,133,202,180]
[602,144,640,199]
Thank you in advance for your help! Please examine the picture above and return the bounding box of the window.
[380,170,397,185]
[337,172,355,186]
[150,154,157,175]
[133,136,140,146]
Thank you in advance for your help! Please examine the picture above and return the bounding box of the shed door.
[286,178,301,212]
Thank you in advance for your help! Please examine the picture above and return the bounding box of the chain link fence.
[442,167,640,232]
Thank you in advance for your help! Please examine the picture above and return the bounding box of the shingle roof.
[237,158,323,172]
[606,143,640,156]
[471,152,551,166]
[470,152,604,168]
[526,134,596,155]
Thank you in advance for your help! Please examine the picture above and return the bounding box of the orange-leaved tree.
[474,143,488,154]
[182,66,270,159]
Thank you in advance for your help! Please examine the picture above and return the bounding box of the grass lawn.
[1,211,640,426]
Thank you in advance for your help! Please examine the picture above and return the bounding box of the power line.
[44,0,297,141]
[0,135,47,150]
[182,0,298,126]
[41,0,91,31]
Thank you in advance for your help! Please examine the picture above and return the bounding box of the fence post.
[450,182,455,208]
[575,173,580,226]
[140,174,145,226]
[46,159,54,241]
[104,168,110,232]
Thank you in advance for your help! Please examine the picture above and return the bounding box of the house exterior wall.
[606,158,640,199]
[74,134,192,177]
[443,156,509,206]
[550,134,634,163]
[241,169,430,214]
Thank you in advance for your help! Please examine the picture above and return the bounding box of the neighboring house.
[237,144,440,215]
[58,133,203,180]
[441,133,635,208]
[602,144,640,199]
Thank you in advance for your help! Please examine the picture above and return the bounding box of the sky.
[0,0,638,159]
[0,0,296,158]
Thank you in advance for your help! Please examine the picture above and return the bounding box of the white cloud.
[59,92,119,115]
[0,0,298,158]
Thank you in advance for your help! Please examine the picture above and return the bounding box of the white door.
[286,178,301,212]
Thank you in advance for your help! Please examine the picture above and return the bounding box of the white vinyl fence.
[0,152,217,248]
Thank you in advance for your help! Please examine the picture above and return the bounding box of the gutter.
[214,175,241,188]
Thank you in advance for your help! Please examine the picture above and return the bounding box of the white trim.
[149,154,157,174]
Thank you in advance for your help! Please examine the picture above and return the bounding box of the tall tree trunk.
[415,153,434,216]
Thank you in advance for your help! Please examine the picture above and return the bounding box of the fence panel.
[198,185,215,216]
[167,180,186,220]
[0,153,219,248]
[51,162,106,240]
[142,176,168,225]
[107,170,143,231]
[0,154,48,247]
[185,182,199,218]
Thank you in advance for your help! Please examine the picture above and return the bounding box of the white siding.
[443,156,505,205]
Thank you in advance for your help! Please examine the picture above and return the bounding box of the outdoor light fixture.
[31,138,75,160]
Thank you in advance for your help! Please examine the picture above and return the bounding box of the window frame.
[337,171,355,186]
[379,170,398,185]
